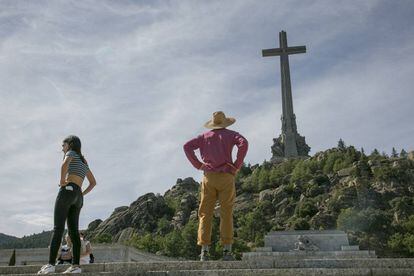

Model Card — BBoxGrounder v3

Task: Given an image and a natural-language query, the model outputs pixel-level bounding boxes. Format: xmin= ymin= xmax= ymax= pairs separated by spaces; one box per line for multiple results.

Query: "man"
xmin=183 ymin=111 xmax=248 ymax=261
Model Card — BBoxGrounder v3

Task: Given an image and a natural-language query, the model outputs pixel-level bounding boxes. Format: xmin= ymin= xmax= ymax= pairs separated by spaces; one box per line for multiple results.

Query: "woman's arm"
xmin=82 ymin=170 xmax=97 ymax=196
xmin=60 ymin=157 xmax=72 ymax=186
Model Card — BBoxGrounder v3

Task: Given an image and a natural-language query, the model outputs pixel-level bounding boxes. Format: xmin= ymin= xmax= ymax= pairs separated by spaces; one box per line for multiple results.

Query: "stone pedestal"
xmin=243 ymin=230 xmax=376 ymax=261
xmin=271 ymin=133 xmax=310 ymax=161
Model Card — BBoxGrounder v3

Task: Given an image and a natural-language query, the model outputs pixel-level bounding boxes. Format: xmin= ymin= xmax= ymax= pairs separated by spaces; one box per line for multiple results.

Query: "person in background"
xmin=183 ymin=111 xmax=248 ymax=261
xmin=37 ymin=135 xmax=97 ymax=274
xmin=79 ymin=232 xmax=92 ymax=264
xmin=57 ymin=234 xmax=72 ymax=265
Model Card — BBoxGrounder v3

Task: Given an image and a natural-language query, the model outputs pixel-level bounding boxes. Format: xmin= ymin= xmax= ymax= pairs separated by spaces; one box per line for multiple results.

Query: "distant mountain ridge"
xmin=0 ymin=233 xmax=19 ymax=247
xmin=0 ymin=231 xmax=52 ymax=249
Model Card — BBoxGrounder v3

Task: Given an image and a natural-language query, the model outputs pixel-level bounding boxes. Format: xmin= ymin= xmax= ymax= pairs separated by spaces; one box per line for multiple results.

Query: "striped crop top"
xmin=65 ymin=150 xmax=89 ymax=179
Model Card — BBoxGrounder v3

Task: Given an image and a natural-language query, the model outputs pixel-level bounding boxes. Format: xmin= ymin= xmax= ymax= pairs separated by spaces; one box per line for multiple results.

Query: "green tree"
xmin=337 ymin=208 xmax=355 ymax=231
xmin=388 ymin=216 xmax=414 ymax=256
xmin=337 ymin=139 xmax=346 ymax=150
xmin=291 ymin=217 xmax=310 ymax=230
xmin=129 ymin=233 xmax=162 ymax=253
xmin=296 ymin=200 xmax=318 ymax=218
xmin=322 ymin=150 xmax=355 ymax=174
xmin=337 ymin=208 xmax=391 ymax=234
xmin=237 ymin=208 xmax=271 ymax=245
xmin=291 ymin=160 xmax=315 ymax=183
xmin=163 ymin=230 xmax=184 ymax=257
xmin=8 ymin=249 xmax=15 ymax=266
xmin=390 ymin=197 xmax=414 ymax=222
xmin=229 ymin=238 xmax=250 ymax=260
xmin=402 ymin=215 xmax=414 ymax=233
xmin=94 ymin=233 xmax=112 ymax=243
xmin=391 ymin=147 xmax=398 ymax=158
xmin=238 ymin=163 xmax=253 ymax=178
xmin=269 ymin=161 xmax=293 ymax=184
xmin=371 ymin=149 xmax=380 ymax=156
xmin=400 ymin=149 xmax=408 ymax=158
xmin=157 ymin=217 xmax=173 ymax=236
xmin=240 ymin=178 xmax=254 ymax=193
xmin=258 ymin=167 xmax=271 ymax=191
xmin=180 ymin=220 xmax=199 ymax=259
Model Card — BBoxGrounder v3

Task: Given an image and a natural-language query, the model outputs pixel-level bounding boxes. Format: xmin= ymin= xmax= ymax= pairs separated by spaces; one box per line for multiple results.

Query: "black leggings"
xmin=48 ymin=183 xmax=83 ymax=265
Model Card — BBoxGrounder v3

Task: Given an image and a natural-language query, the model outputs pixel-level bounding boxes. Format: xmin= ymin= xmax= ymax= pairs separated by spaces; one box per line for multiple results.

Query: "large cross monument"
xmin=262 ymin=30 xmax=310 ymax=160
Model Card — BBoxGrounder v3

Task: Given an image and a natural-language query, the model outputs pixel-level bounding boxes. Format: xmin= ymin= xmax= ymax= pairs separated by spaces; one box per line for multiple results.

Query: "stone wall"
xmin=0 ymin=244 xmax=172 ymax=266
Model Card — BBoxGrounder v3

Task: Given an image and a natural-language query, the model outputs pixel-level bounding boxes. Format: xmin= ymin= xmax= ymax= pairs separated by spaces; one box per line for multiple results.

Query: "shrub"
xmin=163 ymin=230 xmax=184 ymax=257
xmin=180 ymin=220 xmax=199 ymax=259
xmin=296 ymin=200 xmax=318 ymax=218
xmin=237 ymin=209 xmax=271 ymax=244
xmin=292 ymin=218 xmax=310 ymax=230
xmin=157 ymin=217 xmax=173 ymax=235
xmin=94 ymin=233 xmax=112 ymax=243
xmin=337 ymin=208 xmax=391 ymax=234
xmin=388 ymin=232 xmax=414 ymax=256
xmin=129 ymin=233 xmax=162 ymax=253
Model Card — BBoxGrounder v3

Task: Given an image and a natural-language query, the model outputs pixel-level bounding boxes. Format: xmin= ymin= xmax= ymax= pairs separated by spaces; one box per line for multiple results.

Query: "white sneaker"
xmin=37 ymin=264 xmax=55 ymax=274
xmin=62 ymin=265 xmax=82 ymax=274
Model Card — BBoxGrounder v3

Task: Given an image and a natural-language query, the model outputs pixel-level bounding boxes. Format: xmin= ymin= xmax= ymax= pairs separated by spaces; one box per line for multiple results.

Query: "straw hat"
xmin=204 ymin=111 xmax=236 ymax=129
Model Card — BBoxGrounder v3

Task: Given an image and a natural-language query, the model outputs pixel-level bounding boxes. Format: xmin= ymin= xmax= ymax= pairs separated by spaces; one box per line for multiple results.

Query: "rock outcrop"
xmin=165 ymin=178 xmax=199 ymax=229
xmin=271 ymin=133 xmax=311 ymax=161
xmin=90 ymin=193 xmax=173 ymax=242
xmin=88 ymin=178 xmax=200 ymax=242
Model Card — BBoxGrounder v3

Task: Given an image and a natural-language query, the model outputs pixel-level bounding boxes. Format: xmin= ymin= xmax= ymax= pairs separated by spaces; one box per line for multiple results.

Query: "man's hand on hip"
xmin=226 ymin=163 xmax=239 ymax=176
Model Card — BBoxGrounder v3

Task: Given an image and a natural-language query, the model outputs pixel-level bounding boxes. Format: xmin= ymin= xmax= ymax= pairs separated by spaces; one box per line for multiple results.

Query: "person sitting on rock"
xmin=183 ymin=111 xmax=248 ymax=261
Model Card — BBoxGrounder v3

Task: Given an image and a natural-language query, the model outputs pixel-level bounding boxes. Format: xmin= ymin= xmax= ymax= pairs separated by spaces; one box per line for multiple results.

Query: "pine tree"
xmin=361 ymin=147 xmax=365 ymax=156
xmin=337 ymin=139 xmax=346 ymax=150
xmin=400 ymin=149 xmax=408 ymax=158
xmin=8 ymin=249 xmax=15 ymax=266
xmin=371 ymin=149 xmax=380 ymax=156
xmin=391 ymin=147 xmax=398 ymax=158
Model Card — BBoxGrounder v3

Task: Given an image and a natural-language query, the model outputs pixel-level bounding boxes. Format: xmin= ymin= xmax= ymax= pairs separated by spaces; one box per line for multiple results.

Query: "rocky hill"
xmin=85 ymin=145 xmax=414 ymax=260
xmin=2 ymin=145 xmax=413 ymax=259
xmin=87 ymin=178 xmax=199 ymax=246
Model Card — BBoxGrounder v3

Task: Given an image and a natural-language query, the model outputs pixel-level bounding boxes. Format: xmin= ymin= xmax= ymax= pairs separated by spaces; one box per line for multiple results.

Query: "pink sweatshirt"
xmin=183 ymin=128 xmax=248 ymax=174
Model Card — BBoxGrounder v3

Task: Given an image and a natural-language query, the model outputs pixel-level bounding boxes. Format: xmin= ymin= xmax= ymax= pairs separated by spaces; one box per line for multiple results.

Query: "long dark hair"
xmin=63 ymin=135 xmax=87 ymax=164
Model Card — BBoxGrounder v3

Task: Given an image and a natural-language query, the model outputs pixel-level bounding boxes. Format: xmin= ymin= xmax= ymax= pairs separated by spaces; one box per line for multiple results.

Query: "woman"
xmin=79 ymin=232 xmax=92 ymax=264
xmin=56 ymin=234 xmax=72 ymax=265
xmin=38 ymin=135 xmax=96 ymax=274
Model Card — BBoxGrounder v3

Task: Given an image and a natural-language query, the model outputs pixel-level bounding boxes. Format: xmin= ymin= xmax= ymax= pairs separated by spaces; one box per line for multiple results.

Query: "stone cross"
xmin=262 ymin=30 xmax=308 ymax=158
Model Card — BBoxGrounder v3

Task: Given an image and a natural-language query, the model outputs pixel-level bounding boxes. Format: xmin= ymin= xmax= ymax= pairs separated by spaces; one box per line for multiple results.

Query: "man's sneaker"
xmin=222 ymin=250 xmax=235 ymax=261
xmin=37 ymin=264 xmax=55 ymax=274
xmin=200 ymin=250 xmax=210 ymax=261
xmin=62 ymin=266 xmax=82 ymax=274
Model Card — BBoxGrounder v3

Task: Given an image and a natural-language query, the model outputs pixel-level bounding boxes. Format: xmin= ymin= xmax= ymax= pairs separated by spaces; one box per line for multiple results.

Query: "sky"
xmin=0 ymin=0 xmax=413 ymax=237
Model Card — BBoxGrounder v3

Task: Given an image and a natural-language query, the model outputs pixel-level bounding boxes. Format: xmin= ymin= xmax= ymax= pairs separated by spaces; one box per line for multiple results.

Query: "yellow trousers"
xmin=197 ymin=172 xmax=236 ymax=246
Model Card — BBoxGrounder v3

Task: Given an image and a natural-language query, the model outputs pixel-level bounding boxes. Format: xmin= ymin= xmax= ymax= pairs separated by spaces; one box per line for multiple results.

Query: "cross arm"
xmin=262 ymin=46 xmax=306 ymax=57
